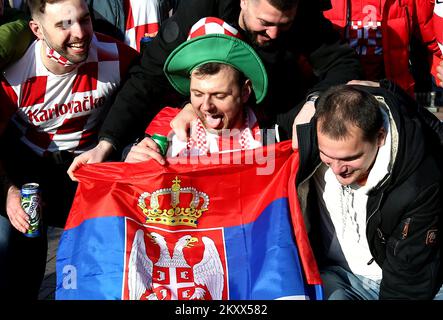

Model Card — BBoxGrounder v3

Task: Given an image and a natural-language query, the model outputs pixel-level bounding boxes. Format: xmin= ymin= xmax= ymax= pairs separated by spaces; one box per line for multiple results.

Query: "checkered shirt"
xmin=0 ymin=33 xmax=137 ymax=156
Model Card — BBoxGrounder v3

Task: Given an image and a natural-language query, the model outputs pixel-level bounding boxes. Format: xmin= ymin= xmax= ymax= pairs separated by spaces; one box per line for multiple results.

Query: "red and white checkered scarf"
xmin=46 ymin=47 xmax=75 ymax=67
xmin=180 ymin=107 xmax=261 ymax=156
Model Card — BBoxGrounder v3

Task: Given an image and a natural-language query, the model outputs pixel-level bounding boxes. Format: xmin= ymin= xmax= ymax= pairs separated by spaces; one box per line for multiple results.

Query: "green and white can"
xmin=151 ymin=133 xmax=169 ymax=156
xmin=21 ymin=183 xmax=41 ymax=238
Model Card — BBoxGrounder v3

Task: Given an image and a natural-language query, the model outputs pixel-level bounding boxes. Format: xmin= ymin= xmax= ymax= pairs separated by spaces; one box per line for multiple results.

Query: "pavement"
xmin=38 ymin=226 xmax=63 ymax=300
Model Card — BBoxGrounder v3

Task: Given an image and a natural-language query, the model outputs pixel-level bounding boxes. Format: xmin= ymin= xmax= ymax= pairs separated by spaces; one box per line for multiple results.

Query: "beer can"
xmin=20 ymin=183 xmax=41 ymax=238
xmin=151 ymin=133 xmax=169 ymax=156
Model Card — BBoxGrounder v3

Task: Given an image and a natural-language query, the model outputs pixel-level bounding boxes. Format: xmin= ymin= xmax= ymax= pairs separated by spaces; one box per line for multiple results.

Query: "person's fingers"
xmin=437 ymin=65 xmax=443 ymax=87
xmin=139 ymin=137 xmax=160 ymax=153
xmin=10 ymin=211 xmax=29 ymax=233
xmin=67 ymin=155 xmax=85 ymax=181
xmin=171 ymin=124 xmax=189 ymax=142
xmin=347 ymin=80 xmax=379 ymax=87
xmin=146 ymin=149 xmax=166 ymax=165
xmin=6 ymin=200 xmax=29 ymax=233
xmin=125 ymin=148 xmax=151 ymax=163
xmin=125 ymin=144 xmax=165 ymax=165
xmin=346 ymin=79 xmax=360 ymax=85
xmin=68 ymin=140 xmax=114 ymax=180
xmin=127 ymin=152 xmax=165 ymax=165
xmin=170 ymin=103 xmax=195 ymax=141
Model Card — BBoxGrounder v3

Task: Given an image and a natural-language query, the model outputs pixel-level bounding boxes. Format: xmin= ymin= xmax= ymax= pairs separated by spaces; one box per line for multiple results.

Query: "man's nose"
xmin=266 ymin=26 xmax=279 ymax=39
xmin=330 ymin=161 xmax=346 ymax=175
xmin=201 ymin=96 xmax=214 ymax=111
xmin=70 ymin=21 xmax=86 ymax=39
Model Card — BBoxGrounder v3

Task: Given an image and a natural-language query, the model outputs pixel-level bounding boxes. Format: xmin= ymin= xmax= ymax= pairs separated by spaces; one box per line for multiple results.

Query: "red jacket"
xmin=434 ymin=1 xmax=443 ymax=55
xmin=324 ymin=0 xmax=442 ymax=95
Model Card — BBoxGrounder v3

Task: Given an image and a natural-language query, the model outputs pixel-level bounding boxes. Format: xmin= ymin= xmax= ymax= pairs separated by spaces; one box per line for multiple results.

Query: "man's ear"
xmin=377 ymin=127 xmax=387 ymax=147
xmin=242 ymin=79 xmax=252 ymax=103
xmin=240 ymin=0 xmax=248 ymax=11
xmin=29 ymin=19 xmax=44 ymax=40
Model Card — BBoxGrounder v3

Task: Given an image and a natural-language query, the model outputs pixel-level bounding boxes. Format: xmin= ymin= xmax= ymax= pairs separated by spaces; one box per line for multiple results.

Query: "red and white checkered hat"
xmin=187 ymin=17 xmax=242 ymax=40
xmin=164 ymin=17 xmax=268 ymax=103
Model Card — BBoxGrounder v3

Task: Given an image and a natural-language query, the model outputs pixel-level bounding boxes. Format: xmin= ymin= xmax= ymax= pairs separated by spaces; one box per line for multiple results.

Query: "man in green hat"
xmin=68 ymin=0 xmax=362 ymax=179
xmin=124 ymin=17 xmax=272 ymax=163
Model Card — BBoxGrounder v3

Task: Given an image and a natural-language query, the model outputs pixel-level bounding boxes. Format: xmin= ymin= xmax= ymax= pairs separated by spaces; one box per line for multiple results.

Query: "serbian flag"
xmin=56 ymin=141 xmax=323 ymax=300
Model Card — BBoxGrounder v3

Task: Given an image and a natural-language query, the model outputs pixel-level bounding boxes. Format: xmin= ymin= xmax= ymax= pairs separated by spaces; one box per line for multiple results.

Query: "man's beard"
xmin=41 ymin=28 xmax=89 ymax=65
xmin=241 ymin=16 xmax=273 ymax=49
xmin=48 ymin=41 xmax=89 ymax=64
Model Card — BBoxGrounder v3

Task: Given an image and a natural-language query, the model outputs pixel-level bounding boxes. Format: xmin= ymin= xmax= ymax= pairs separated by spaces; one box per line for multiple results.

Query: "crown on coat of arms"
xmin=137 ymin=177 xmax=209 ymax=227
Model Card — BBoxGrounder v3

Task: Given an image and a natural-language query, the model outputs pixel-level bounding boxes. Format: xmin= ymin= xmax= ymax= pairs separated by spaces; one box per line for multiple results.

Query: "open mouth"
xmin=339 ymin=171 xmax=355 ymax=180
xmin=67 ymin=42 xmax=88 ymax=54
xmin=204 ymin=114 xmax=223 ymax=129
xmin=257 ymin=32 xmax=272 ymax=42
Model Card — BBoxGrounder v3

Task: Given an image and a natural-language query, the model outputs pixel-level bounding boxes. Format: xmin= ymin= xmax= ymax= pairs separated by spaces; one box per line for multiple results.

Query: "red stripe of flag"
xmin=287 ymin=150 xmax=323 ymax=285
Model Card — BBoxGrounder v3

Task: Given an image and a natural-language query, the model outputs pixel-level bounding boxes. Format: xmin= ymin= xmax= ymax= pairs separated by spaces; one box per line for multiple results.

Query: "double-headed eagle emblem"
xmin=127 ymin=229 xmax=225 ymax=300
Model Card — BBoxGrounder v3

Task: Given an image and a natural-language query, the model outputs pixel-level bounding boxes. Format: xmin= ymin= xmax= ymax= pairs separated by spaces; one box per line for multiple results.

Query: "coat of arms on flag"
xmin=123 ymin=177 xmax=228 ymax=300
xmin=56 ymin=141 xmax=323 ymax=300
xmin=124 ymin=221 xmax=228 ymax=300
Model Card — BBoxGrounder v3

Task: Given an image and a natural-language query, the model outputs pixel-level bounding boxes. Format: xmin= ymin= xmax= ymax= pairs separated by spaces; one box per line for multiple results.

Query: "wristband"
xmin=306 ymin=94 xmax=319 ymax=105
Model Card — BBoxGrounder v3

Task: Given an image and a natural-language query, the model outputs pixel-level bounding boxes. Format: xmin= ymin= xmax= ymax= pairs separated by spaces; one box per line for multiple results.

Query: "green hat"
xmin=163 ymin=18 xmax=268 ymax=103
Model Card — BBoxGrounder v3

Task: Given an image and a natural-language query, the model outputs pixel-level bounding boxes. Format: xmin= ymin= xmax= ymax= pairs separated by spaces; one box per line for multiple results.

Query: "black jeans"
xmin=0 ymin=127 xmax=77 ymax=299
xmin=0 ymin=215 xmax=48 ymax=300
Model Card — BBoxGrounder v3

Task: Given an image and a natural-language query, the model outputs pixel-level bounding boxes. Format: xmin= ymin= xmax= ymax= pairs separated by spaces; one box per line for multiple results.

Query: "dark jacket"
xmin=98 ymin=0 xmax=362 ymax=151
xmin=296 ymin=82 xmax=443 ymax=299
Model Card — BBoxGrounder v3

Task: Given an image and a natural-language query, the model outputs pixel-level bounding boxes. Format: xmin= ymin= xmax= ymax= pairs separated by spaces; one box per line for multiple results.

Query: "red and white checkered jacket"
xmin=0 ymin=33 xmax=137 ymax=156
xmin=124 ymin=0 xmax=160 ymax=52
xmin=324 ymin=0 xmax=442 ymax=95
xmin=434 ymin=1 xmax=443 ymax=55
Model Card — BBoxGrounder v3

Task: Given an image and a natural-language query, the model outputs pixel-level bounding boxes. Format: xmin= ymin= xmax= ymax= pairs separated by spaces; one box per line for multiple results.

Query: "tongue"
xmin=205 ymin=115 xmax=222 ymax=129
